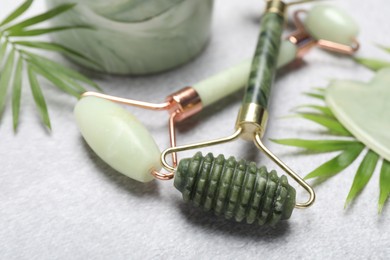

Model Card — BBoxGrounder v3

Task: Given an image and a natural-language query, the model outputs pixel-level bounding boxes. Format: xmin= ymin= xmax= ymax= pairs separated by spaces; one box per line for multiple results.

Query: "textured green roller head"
xmin=174 ymin=152 xmax=296 ymax=226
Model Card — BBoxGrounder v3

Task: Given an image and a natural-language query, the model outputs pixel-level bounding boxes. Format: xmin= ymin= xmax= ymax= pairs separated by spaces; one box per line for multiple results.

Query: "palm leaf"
xmin=296 ymin=112 xmax=352 ymax=136
xmin=271 ymin=139 xmax=360 ymax=153
xmin=16 ymin=41 xmax=99 ymax=68
xmin=354 ymin=57 xmax=390 ymax=71
xmin=5 ymin=4 xmax=76 ymax=32
xmin=12 ymin=56 xmax=23 ymax=131
xmin=0 ymin=2 xmax=102 ymax=131
xmin=304 ymin=143 xmax=364 ymax=180
xmin=304 ymin=92 xmax=325 ymax=100
xmin=275 ymin=82 xmax=390 ymax=212
xmin=29 ymin=62 xmax=82 ymax=98
xmin=313 ymin=87 xmax=326 ymax=93
xmin=0 ymin=41 xmax=8 ymax=64
xmin=379 ymin=160 xmax=390 ymax=213
xmin=8 ymin=26 xmax=91 ymax=37
xmin=27 ymin=65 xmax=51 ymax=130
xmin=294 ymin=104 xmax=334 ymax=117
xmin=24 ymin=52 xmax=101 ymax=91
xmin=58 ymin=76 xmax=86 ymax=94
xmin=376 ymin=44 xmax=390 ymax=54
xmin=0 ymin=49 xmax=16 ymax=116
xmin=345 ymin=150 xmax=379 ymax=208
xmin=0 ymin=0 xmax=33 ymax=27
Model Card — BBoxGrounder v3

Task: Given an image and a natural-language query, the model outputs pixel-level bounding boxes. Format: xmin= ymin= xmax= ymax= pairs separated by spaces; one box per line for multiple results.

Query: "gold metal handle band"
xmin=235 ymin=103 xmax=268 ymax=140
xmin=266 ymin=0 xmax=287 ymax=17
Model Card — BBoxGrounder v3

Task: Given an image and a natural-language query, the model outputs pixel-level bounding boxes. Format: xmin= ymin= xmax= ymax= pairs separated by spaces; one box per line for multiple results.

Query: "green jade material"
xmin=194 ymin=40 xmax=296 ymax=107
xmin=173 ymin=6 xmax=293 ymax=226
xmin=326 ymin=68 xmax=390 ymax=162
xmin=195 ymin=5 xmax=359 ymax=108
xmin=74 ymin=96 xmax=161 ymax=182
xmin=174 ymin=152 xmax=296 ymax=226
xmin=243 ymin=12 xmax=284 ymax=108
xmin=73 ymin=42 xmax=297 ymax=183
xmin=75 ymin=2 xmax=360 ymax=183
xmin=304 ymin=5 xmax=359 ymax=45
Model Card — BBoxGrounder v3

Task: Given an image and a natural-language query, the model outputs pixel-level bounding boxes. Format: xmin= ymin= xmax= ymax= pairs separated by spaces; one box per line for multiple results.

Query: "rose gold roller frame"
xmin=289 ymin=9 xmax=359 ymax=58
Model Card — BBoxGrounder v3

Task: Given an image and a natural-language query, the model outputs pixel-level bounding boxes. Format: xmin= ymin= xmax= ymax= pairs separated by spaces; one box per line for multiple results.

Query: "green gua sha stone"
xmin=325 ymin=68 xmax=390 ymax=161
xmin=74 ymin=96 xmax=161 ymax=182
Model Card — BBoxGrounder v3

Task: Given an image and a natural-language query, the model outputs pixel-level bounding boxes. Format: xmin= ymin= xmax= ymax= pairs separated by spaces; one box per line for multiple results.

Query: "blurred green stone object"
xmin=45 ymin=0 xmax=213 ymax=75
xmin=326 ymin=68 xmax=390 ymax=161
xmin=304 ymin=4 xmax=359 ymax=46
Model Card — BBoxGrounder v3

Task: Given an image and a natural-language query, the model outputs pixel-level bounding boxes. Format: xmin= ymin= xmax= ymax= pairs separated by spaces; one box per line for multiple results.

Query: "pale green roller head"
xmin=304 ymin=5 xmax=359 ymax=45
xmin=74 ymin=96 xmax=161 ymax=182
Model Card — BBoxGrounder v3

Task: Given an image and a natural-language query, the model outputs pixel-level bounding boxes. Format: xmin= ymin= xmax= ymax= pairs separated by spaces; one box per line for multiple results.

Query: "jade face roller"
xmin=75 ymin=0 xmax=360 ymax=224
xmin=154 ymin=0 xmax=316 ymax=226
xmin=80 ymin=3 xmax=360 ymax=173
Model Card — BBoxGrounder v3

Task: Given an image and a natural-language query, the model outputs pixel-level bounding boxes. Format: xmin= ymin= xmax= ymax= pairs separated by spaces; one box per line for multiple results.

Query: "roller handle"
xmin=243 ymin=12 xmax=284 ymax=108
xmin=193 ymin=41 xmax=296 ymax=108
xmin=235 ymin=2 xmax=286 ymax=139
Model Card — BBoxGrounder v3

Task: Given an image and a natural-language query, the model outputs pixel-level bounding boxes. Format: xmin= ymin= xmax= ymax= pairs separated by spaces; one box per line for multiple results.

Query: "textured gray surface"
xmin=1 ymin=0 xmax=389 ymax=259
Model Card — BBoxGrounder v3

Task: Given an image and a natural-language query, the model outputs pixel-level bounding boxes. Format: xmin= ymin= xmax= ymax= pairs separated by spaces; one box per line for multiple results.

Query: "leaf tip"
xmin=13 ymin=122 xmax=19 ymax=133
xmin=378 ymin=196 xmax=388 ymax=214
xmin=45 ymin=120 xmax=52 ymax=131
xmin=344 ymin=198 xmax=352 ymax=210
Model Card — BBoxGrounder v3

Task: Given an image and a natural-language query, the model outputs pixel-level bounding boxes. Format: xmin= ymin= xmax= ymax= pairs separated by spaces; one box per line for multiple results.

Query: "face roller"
xmin=75 ymin=1 xmax=359 ymax=225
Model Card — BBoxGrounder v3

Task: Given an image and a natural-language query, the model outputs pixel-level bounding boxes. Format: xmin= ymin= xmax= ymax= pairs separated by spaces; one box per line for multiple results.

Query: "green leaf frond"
xmin=0 ymin=49 xmax=16 ymax=116
xmin=375 ymin=44 xmax=390 ymax=54
xmin=273 ymin=85 xmax=389 ymax=212
xmin=7 ymin=25 xmax=92 ymax=37
xmin=12 ymin=57 xmax=23 ymax=131
xmin=3 ymin=3 xmax=75 ymax=32
xmin=0 ymin=1 xmax=101 ymax=131
xmin=295 ymin=112 xmax=352 ymax=136
xmin=27 ymin=64 xmax=51 ymax=130
xmin=304 ymin=143 xmax=365 ymax=180
xmin=292 ymin=104 xmax=335 ymax=117
xmin=353 ymin=44 xmax=390 ymax=71
xmin=303 ymin=92 xmax=325 ymax=100
xmin=0 ymin=0 xmax=33 ymax=27
xmin=271 ymin=139 xmax=360 ymax=153
xmin=345 ymin=150 xmax=379 ymax=208
xmin=354 ymin=57 xmax=390 ymax=71
xmin=379 ymin=160 xmax=390 ymax=213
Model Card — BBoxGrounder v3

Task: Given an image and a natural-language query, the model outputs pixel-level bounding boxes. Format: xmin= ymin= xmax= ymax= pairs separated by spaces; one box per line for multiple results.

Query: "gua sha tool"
xmin=325 ymin=68 xmax=390 ymax=162
xmin=78 ymin=3 xmax=361 ymax=179
xmin=74 ymin=0 xmax=361 ymax=226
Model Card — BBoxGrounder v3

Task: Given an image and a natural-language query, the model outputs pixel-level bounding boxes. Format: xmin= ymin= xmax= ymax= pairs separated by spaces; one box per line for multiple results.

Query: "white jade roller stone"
xmin=194 ymin=40 xmax=297 ymax=107
xmin=74 ymin=96 xmax=161 ymax=182
xmin=304 ymin=5 xmax=359 ymax=45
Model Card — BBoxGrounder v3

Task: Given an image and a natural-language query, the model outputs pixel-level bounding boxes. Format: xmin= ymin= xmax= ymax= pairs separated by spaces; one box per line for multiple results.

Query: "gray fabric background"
xmin=1 ymin=0 xmax=389 ymax=259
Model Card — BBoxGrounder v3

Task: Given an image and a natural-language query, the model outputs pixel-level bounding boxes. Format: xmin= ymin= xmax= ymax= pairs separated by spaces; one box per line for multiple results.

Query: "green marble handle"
xmin=243 ymin=12 xmax=284 ymax=108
